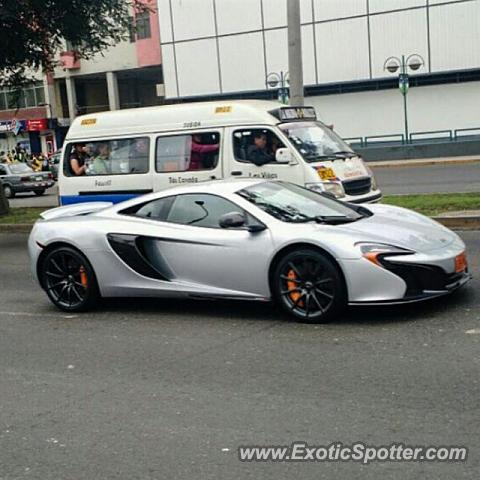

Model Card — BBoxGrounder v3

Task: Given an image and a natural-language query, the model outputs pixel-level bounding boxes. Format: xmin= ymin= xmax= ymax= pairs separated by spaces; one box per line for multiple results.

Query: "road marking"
xmin=0 ymin=311 xmax=78 ymax=319
xmin=465 ymin=329 xmax=480 ymax=335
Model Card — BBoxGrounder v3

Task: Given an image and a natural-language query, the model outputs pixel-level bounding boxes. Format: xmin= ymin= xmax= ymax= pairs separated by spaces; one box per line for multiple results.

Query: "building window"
xmin=25 ymin=88 xmax=36 ymax=108
xmin=35 ymin=85 xmax=45 ymax=105
xmin=0 ymin=82 xmax=45 ymax=112
xmin=128 ymin=16 xmax=136 ymax=42
xmin=136 ymin=11 xmax=151 ymax=40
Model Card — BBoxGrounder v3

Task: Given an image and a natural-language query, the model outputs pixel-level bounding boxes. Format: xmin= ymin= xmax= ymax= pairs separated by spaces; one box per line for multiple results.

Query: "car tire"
xmin=40 ymin=246 xmax=100 ymax=312
xmin=3 ymin=184 xmax=14 ymax=198
xmin=273 ymin=248 xmax=346 ymax=323
xmin=34 ymin=189 xmax=46 ymax=196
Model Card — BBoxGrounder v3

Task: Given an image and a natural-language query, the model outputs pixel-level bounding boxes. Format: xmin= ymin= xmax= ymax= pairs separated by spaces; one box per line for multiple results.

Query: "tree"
xmin=0 ymin=0 xmax=147 ymax=215
xmin=0 ymin=0 xmax=146 ymax=87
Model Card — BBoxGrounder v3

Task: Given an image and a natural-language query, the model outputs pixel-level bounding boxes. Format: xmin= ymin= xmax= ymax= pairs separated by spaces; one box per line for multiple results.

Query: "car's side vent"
xmin=107 ymin=233 xmax=170 ymax=281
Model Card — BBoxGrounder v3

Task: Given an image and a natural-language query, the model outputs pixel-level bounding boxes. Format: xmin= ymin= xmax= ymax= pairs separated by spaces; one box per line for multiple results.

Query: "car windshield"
xmin=9 ymin=163 xmax=33 ymax=174
xmin=279 ymin=121 xmax=355 ymax=162
xmin=237 ymin=181 xmax=363 ymax=223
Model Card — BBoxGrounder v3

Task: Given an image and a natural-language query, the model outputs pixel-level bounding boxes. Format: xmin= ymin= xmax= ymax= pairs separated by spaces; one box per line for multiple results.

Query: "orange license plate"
xmin=455 ymin=252 xmax=468 ymax=273
xmin=317 ymin=167 xmax=336 ymax=181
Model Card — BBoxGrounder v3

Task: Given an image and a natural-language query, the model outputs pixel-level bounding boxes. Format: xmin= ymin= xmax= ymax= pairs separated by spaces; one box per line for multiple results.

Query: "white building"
xmin=157 ymin=0 xmax=480 ymax=139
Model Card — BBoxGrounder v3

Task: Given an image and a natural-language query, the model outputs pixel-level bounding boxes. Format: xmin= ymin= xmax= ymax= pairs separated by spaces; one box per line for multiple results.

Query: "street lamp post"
xmin=384 ymin=54 xmax=425 ymax=143
xmin=266 ymin=71 xmax=289 ymax=105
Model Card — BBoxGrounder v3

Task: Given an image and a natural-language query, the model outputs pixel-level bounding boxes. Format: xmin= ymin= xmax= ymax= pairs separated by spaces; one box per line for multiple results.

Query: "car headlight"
xmin=306 ymin=182 xmax=346 ymax=199
xmin=355 ymin=242 xmax=414 ymax=267
xmin=364 ymin=164 xmax=378 ymax=191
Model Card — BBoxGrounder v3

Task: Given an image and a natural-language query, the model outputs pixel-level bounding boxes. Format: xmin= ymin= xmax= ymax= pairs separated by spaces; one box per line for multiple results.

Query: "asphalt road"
xmin=0 ymin=232 xmax=479 ymax=479
xmin=373 ymin=162 xmax=480 ymax=195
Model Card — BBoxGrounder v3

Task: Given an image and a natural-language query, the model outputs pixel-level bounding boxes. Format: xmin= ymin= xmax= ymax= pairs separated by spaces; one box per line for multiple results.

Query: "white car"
xmin=29 ymin=179 xmax=471 ymax=322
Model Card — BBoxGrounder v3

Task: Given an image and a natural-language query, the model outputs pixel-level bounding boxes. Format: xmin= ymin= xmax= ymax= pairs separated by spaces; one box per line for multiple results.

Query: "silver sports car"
xmin=28 ymin=180 xmax=471 ymax=322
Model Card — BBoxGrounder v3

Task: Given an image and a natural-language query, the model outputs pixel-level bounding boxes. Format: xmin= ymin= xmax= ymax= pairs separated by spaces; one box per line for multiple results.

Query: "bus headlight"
xmin=306 ymin=182 xmax=346 ymax=199
xmin=365 ymin=164 xmax=378 ymax=191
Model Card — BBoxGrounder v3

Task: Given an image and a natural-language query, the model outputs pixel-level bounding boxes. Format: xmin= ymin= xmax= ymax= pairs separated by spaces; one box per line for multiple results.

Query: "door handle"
xmin=231 ymin=171 xmax=243 ymax=176
xmin=209 ymin=175 xmax=217 ymax=180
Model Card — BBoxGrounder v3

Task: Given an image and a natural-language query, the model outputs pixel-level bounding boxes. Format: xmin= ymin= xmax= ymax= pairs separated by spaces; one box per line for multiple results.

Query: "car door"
xmin=226 ymin=126 xmax=305 ymax=185
xmin=133 ymin=193 xmax=273 ymax=298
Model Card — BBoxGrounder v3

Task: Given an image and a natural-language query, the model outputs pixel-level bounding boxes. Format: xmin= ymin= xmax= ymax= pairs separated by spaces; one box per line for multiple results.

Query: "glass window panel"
xmin=156 ymin=133 xmax=220 ymax=172
xmin=65 ymin=137 xmax=150 ymax=177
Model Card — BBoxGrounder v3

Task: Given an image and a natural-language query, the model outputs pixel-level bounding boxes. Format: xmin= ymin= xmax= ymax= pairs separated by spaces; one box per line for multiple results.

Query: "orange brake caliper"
xmin=287 ymin=270 xmax=303 ymax=306
xmin=79 ymin=266 xmax=88 ymax=288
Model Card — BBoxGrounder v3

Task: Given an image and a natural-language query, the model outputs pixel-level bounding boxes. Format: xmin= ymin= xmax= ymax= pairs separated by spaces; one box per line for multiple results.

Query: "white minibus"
xmin=59 ymin=100 xmax=381 ymax=205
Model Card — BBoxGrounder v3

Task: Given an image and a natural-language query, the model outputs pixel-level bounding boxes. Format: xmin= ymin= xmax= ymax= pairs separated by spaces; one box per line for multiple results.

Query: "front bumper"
xmin=347 ymin=255 xmax=472 ymax=306
xmin=346 ymin=190 xmax=382 ymax=204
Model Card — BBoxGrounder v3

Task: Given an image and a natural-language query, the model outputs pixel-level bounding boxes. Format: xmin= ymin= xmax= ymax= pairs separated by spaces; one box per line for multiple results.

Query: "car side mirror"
xmin=275 ymin=148 xmax=293 ymax=164
xmin=219 ymin=211 xmax=247 ymax=229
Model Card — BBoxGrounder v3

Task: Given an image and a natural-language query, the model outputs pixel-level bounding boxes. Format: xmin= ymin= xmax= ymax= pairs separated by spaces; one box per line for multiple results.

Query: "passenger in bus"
xmin=70 ymin=143 xmax=88 ymax=176
xmin=130 ymin=138 xmax=150 ymax=172
xmin=91 ymin=143 xmax=111 ymax=175
xmin=247 ymin=132 xmax=273 ymax=166
xmin=189 ymin=134 xmax=219 ymax=170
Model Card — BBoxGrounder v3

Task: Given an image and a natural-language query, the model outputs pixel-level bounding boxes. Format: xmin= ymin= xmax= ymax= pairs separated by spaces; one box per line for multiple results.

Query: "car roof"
xmin=66 ymin=100 xmax=287 ymax=140
xmin=108 ymin=178 xmax=269 ymax=212
xmin=157 ymin=178 xmax=268 ymax=196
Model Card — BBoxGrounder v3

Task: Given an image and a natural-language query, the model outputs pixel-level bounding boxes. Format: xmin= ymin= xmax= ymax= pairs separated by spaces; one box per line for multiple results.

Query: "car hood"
xmin=335 ymin=204 xmax=459 ymax=253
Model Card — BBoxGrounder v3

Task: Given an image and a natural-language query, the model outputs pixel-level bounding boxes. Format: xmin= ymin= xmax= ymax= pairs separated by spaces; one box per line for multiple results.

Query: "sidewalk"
xmin=368 ymin=155 xmax=480 ymax=168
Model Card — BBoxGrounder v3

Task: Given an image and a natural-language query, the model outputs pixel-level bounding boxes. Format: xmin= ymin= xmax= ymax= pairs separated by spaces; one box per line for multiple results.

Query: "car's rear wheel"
xmin=34 ymin=189 xmax=45 ymax=196
xmin=3 ymin=184 xmax=14 ymax=198
xmin=40 ymin=246 xmax=99 ymax=312
xmin=273 ymin=248 xmax=346 ymax=323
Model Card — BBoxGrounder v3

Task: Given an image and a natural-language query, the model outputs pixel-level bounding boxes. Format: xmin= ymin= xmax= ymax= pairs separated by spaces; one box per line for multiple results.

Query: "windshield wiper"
xmin=333 ymin=151 xmax=357 ymax=158
xmin=294 ymin=215 xmax=358 ymax=225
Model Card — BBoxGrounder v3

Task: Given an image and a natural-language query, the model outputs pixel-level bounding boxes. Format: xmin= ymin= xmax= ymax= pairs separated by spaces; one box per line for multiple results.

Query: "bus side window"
xmin=155 ymin=133 xmax=220 ymax=173
xmin=64 ymin=138 xmax=150 ymax=176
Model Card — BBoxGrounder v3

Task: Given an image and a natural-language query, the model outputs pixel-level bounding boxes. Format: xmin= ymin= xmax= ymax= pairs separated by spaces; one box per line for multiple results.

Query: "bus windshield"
xmin=279 ymin=121 xmax=355 ymax=163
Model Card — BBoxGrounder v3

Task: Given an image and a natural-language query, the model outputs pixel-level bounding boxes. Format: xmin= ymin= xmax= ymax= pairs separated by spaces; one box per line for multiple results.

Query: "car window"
xmin=125 ymin=196 xmax=175 ymax=220
xmin=166 ymin=194 xmax=246 ymax=228
xmin=0 ymin=165 xmax=6 ymax=175
xmin=8 ymin=163 xmax=33 ymax=174
xmin=155 ymin=132 xmax=220 ymax=172
xmin=233 ymin=128 xmax=285 ymax=164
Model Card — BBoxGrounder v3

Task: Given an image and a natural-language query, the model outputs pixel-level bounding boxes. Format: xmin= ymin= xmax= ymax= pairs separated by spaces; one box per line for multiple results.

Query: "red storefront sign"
xmin=27 ymin=118 xmax=48 ymax=131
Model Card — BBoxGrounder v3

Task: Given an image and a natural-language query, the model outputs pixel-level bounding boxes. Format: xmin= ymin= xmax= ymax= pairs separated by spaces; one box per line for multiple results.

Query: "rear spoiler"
xmin=40 ymin=202 xmax=113 ymax=220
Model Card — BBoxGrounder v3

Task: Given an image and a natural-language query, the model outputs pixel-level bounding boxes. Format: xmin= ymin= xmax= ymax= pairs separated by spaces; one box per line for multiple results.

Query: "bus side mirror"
xmin=275 ymin=148 xmax=294 ymax=164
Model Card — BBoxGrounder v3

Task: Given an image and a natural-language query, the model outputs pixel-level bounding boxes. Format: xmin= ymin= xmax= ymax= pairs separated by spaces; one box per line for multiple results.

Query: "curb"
xmin=369 ymin=157 xmax=480 ymax=168
xmin=1 ymin=217 xmax=479 ymax=234
xmin=432 ymin=216 xmax=480 ymax=231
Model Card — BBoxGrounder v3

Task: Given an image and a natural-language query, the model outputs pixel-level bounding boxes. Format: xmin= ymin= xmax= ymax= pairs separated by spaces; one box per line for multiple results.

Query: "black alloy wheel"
xmin=34 ymin=189 xmax=46 ymax=196
xmin=41 ymin=246 xmax=99 ymax=312
xmin=274 ymin=248 xmax=346 ymax=323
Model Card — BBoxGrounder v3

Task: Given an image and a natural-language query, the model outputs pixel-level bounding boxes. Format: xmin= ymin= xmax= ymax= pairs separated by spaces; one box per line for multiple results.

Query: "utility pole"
xmin=287 ymin=0 xmax=304 ymax=105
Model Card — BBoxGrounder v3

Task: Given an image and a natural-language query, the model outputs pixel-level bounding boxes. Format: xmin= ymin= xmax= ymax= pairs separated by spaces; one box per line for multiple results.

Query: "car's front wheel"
xmin=3 ymin=184 xmax=14 ymax=198
xmin=40 ymin=246 xmax=100 ymax=312
xmin=34 ymin=189 xmax=45 ymax=196
xmin=273 ymin=248 xmax=346 ymax=323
